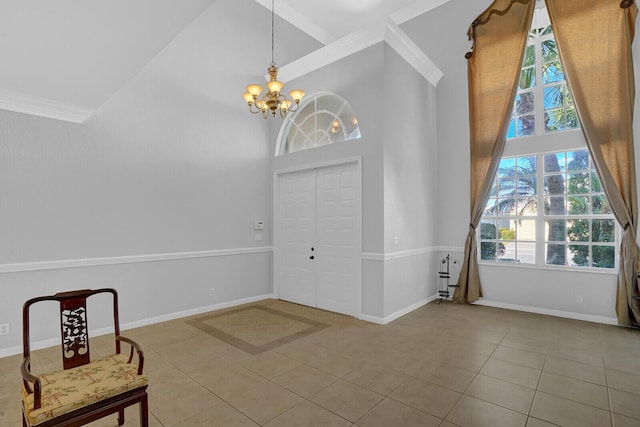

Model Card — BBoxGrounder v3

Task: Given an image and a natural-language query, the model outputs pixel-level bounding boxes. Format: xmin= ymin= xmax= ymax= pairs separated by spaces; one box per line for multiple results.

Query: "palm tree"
xmin=489 ymin=156 xmax=538 ymax=216
xmin=486 ymin=154 xmax=565 ymax=265
xmin=544 ymin=153 xmax=566 ymax=265
xmin=515 ymin=29 xmax=579 ymax=136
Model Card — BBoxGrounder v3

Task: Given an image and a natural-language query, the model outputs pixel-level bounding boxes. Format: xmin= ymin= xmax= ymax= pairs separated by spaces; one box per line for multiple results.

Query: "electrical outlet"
xmin=0 ymin=323 xmax=9 ymax=336
xmin=576 ymin=296 xmax=584 ymax=304
xmin=209 ymin=288 xmax=215 ymax=297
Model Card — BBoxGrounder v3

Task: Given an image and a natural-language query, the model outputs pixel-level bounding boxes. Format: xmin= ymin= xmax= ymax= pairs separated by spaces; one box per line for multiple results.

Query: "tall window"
xmin=508 ymin=19 xmax=579 ymax=139
xmin=278 ymin=92 xmax=361 ymax=155
xmin=479 ymin=7 xmax=618 ymax=270
xmin=481 ymin=150 xmax=616 ymax=268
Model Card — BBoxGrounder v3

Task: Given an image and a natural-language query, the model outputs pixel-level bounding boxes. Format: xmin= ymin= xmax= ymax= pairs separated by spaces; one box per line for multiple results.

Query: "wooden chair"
xmin=21 ymin=288 xmax=148 ymax=427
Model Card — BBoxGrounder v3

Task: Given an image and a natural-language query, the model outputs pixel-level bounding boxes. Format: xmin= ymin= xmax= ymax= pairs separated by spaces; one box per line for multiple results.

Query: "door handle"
xmin=310 ymin=255 xmax=315 ymax=260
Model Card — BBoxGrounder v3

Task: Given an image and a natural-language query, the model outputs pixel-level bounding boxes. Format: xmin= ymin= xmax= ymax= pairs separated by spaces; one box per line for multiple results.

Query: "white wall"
xmin=0 ymin=0 xmax=321 ymax=355
xmin=381 ymin=45 xmax=439 ymax=318
xmin=271 ymin=42 xmax=440 ymax=321
xmin=401 ymin=0 xmax=631 ymax=324
xmin=271 ymin=44 xmax=387 ymax=318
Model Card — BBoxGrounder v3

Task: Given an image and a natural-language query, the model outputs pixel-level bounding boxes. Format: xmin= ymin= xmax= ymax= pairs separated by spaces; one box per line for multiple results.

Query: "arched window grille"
xmin=277 ymin=92 xmax=361 ymax=155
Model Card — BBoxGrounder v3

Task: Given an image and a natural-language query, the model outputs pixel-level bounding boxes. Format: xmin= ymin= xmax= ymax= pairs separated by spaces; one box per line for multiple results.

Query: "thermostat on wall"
xmin=254 ymin=220 xmax=264 ymax=230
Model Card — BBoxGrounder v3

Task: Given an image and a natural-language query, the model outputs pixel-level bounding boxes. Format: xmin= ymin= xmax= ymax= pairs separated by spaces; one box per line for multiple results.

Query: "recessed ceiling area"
xmin=0 ymin=0 xmax=453 ymax=121
xmin=0 ymin=0 xmax=216 ymax=111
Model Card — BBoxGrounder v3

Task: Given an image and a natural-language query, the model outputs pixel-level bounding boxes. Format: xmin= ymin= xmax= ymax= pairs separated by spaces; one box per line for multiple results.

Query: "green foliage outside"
xmin=565 ymin=151 xmax=615 ymax=268
xmin=480 ymin=223 xmax=505 ymax=260
xmin=499 ymin=228 xmax=515 ymax=240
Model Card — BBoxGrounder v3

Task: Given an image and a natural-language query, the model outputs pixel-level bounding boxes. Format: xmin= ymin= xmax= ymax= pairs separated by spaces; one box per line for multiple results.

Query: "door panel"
xmin=277 ymin=162 xmax=360 ymax=317
xmin=316 ymin=164 xmax=359 ymax=315
xmin=278 ymin=169 xmax=316 ymax=307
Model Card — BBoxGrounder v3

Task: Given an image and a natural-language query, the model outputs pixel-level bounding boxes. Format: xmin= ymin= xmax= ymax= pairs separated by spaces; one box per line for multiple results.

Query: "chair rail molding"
xmin=0 ymin=246 xmax=273 ymax=274
xmin=362 ymin=246 xmax=463 ymax=261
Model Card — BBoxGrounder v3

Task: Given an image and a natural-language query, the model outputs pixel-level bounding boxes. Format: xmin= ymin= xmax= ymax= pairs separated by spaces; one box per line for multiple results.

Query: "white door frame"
xmin=273 ymin=156 xmax=363 ymax=319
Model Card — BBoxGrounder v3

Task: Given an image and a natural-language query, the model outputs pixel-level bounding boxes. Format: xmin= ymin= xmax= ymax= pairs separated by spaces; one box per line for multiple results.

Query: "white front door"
xmin=276 ymin=161 xmax=361 ymax=317
xmin=278 ymin=169 xmax=317 ymax=308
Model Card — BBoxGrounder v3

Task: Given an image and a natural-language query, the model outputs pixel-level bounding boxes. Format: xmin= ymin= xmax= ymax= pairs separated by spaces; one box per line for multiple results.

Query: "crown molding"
xmin=277 ymin=22 xmax=386 ymax=83
xmin=257 ymin=0 xmax=454 ymax=46
xmin=384 ymin=19 xmax=443 ymax=86
xmin=278 ymin=20 xmax=443 ymax=88
xmin=0 ymin=88 xmax=94 ymax=123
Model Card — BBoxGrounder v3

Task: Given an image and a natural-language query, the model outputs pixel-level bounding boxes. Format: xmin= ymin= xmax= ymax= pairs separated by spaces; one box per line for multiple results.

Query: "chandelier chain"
xmin=241 ymin=0 xmax=304 ymax=118
xmin=271 ymin=0 xmax=275 ymax=67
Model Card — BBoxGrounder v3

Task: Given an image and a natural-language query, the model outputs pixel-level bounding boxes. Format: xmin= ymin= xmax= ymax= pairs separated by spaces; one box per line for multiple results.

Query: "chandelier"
xmin=242 ymin=0 xmax=305 ymax=119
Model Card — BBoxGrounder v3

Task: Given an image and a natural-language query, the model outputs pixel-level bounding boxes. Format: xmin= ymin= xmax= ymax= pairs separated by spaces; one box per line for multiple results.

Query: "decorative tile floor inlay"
xmin=186 ymin=305 xmax=331 ymax=355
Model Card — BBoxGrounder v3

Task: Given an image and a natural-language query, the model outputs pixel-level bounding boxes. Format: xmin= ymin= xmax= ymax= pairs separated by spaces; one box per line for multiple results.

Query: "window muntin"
xmin=482 ymin=6 xmax=617 ymax=271
xmin=482 ymin=156 xmax=538 ymax=264
xmin=543 ymin=150 xmax=615 ymax=268
xmin=508 ymin=15 xmax=579 ymax=140
xmin=480 ymin=150 xmax=617 ymax=269
xmin=278 ymin=93 xmax=361 ymax=155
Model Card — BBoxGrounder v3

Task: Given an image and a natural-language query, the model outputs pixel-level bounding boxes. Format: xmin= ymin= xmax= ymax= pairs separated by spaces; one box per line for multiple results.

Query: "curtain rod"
xmin=468 ymin=0 xmax=531 ymax=41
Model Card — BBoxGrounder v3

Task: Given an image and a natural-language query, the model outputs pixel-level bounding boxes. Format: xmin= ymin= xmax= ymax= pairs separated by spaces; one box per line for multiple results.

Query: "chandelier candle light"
xmin=242 ymin=0 xmax=305 ymax=118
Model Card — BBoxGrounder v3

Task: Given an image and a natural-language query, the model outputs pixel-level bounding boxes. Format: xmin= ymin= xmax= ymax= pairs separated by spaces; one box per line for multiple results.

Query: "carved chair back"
xmin=23 ymin=288 xmax=121 ymax=372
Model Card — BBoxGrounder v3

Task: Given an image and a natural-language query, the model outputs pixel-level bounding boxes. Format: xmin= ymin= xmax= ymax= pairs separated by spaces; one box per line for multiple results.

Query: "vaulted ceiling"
xmin=0 ymin=0 xmax=453 ymax=122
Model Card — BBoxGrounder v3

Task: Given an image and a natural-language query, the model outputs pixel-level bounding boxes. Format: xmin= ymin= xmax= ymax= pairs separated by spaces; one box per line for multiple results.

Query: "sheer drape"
xmin=455 ymin=0 xmax=535 ymax=303
xmin=546 ymin=0 xmax=639 ymax=326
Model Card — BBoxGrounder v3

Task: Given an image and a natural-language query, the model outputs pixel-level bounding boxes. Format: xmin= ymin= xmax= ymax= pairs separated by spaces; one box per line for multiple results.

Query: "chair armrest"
xmin=21 ymin=356 xmax=43 ymax=409
xmin=116 ymin=335 xmax=145 ymax=374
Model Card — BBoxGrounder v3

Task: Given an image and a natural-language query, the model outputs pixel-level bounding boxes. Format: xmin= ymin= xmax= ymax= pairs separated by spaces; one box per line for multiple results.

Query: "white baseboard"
xmin=0 ymin=294 xmax=274 ymax=358
xmin=473 ymin=299 xmax=618 ymax=326
xmin=361 ymin=294 xmax=438 ymax=325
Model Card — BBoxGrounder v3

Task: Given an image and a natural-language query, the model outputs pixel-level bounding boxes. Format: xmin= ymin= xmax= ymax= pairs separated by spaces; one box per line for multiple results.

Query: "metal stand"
xmin=438 ymin=254 xmax=460 ymax=303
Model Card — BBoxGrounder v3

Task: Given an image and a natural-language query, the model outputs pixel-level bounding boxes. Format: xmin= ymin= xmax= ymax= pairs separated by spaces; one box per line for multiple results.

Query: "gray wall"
xmin=381 ymin=44 xmax=439 ymax=318
xmin=0 ymin=0 xmax=320 ymax=355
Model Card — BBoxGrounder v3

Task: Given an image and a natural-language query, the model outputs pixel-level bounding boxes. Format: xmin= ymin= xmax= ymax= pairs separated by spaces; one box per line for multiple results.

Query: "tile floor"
xmin=2 ymin=299 xmax=640 ymax=426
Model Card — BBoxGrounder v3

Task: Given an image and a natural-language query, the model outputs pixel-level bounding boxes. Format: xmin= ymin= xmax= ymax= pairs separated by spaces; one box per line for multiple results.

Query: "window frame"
xmin=478 ymin=7 xmax=619 ymax=273
xmin=480 ymin=148 xmax=619 ymax=272
xmin=275 ymin=91 xmax=361 ymax=156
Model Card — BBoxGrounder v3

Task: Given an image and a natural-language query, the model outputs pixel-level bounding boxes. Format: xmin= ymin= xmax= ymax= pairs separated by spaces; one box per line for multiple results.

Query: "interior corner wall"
xmin=381 ymin=44 xmax=439 ymax=319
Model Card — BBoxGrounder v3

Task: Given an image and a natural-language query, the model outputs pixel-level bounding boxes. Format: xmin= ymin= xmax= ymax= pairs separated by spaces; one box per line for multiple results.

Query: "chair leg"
xmin=117 ymin=408 xmax=125 ymax=426
xmin=140 ymin=394 xmax=149 ymax=427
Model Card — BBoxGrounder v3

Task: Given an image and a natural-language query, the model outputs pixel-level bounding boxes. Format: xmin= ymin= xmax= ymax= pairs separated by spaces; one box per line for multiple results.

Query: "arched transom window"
xmin=277 ymin=92 xmax=361 ymax=155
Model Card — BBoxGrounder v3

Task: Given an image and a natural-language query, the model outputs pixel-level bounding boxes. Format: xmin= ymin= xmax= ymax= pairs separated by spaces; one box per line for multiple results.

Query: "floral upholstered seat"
xmin=21 ymin=289 xmax=148 ymax=427
xmin=22 ymin=353 xmax=148 ymax=426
